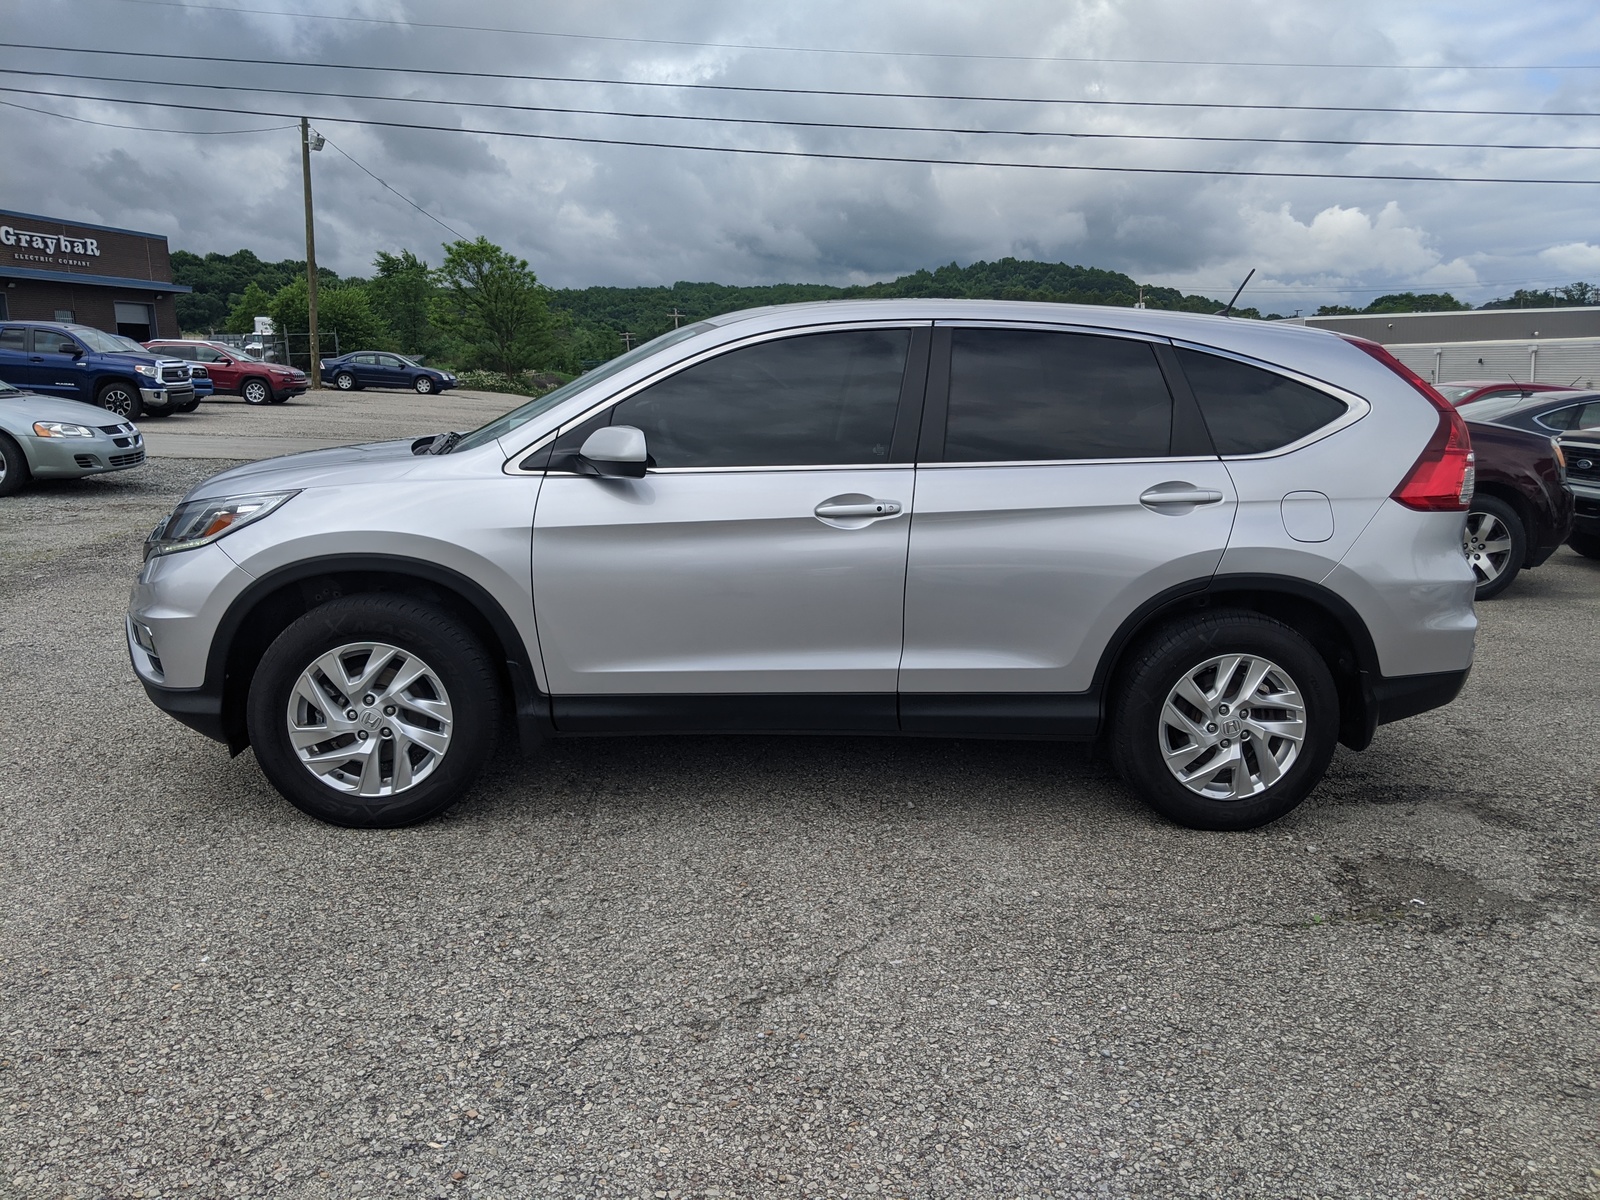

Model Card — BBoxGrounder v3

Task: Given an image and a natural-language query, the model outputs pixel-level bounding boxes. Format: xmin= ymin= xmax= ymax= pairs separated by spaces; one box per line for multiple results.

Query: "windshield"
xmin=1458 ymin=395 xmax=1537 ymax=423
xmin=450 ymin=322 xmax=712 ymax=453
xmin=0 ymin=378 xmax=18 ymax=395
xmin=67 ymin=325 xmax=145 ymax=354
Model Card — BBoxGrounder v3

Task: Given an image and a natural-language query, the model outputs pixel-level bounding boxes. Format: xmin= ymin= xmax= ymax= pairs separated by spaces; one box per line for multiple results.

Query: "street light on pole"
xmin=300 ymin=117 xmax=325 ymax=388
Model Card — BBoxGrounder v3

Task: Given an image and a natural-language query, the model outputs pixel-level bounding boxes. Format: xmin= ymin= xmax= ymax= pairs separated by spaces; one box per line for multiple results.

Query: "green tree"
xmin=224 ymin=281 xmax=276 ymax=334
xmin=269 ymin=278 xmax=391 ymax=368
xmin=368 ymin=249 xmax=439 ymax=358
xmin=433 ymin=237 xmax=553 ymax=375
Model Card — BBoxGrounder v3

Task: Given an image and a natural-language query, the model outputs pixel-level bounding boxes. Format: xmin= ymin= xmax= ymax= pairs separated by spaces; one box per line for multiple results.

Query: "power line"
xmin=9 ymin=67 xmax=1600 ymax=154
xmin=315 ymin=131 xmax=466 ymax=240
xmin=0 ymin=93 xmax=291 ymax=133
xmin=6 ymin=43 xmax=1600 ymax=120
xmin=97 ymin=0 xmax=1600 ymax=72
xmin=5 ymin=84 xmax=1599 ymax=185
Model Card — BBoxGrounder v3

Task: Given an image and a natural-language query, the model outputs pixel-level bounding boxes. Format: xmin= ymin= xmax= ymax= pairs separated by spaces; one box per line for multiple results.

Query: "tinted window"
xmin=379 ymin=355 xmax=403 ymax=367
xmin=943 ymin=329 xmax=1172 ymax=461
xmin=35 ymin=329 xmax=77 ymax=355
xmin=0 ymin=327 xmax=26 ymax=352
xmin=1177 ymin=349 xmax=1348 ymax=455
xmin=156 ymin=344 xmax=192 ymax=359
xmin=610 ymin=329 xmax=909 ymax=468
xmin=1539 ymin=400 xmax=1600 ymax=431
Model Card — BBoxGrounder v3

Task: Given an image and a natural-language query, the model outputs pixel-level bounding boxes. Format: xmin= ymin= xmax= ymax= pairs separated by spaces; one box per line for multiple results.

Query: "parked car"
xmin=1559 ymin=427 xmax=1600 ymax=559
xmin=320 ymin=351 xmax=457 ymax=395
xmin=1459 ymin=418 xmax=1574 ymax=599
xmin=186 ymin=363 xmax=213 ymax=406
xmin=130 ymin=301 xmax=1478 ymax=833
xmin=1436 ymin=380 xmax=1586 ymax=407
xmin=1456 ymin=389 xmax=1600 ymax=436
xmin=0 ymin=322 xmax=193 ymax=419
xmin=0 ymin=377 xmax=145 ymax=496
xmin=143 ymin=340 xmax=308 ymax=405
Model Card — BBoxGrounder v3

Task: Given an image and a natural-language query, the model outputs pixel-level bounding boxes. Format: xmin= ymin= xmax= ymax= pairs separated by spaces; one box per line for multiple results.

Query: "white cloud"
xmin=1538 ymin=242 xmax=1600 ymax=277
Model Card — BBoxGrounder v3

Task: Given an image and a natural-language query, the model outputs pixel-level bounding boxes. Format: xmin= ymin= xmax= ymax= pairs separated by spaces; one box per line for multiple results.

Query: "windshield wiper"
xmin=429 ymin=431 xmax=463 ymax=455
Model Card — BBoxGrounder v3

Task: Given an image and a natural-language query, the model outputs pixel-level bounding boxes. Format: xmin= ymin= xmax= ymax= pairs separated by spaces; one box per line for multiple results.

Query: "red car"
xmin=1436 ymin=379 xmax=1586 ymax=407
xmin=143 ymin=339 xmax=308 ymax=406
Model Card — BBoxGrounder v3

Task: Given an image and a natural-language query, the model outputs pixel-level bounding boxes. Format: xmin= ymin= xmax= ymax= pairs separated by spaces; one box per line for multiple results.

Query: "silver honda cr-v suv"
xmin=128 ymin=301 xmax=1477 ymax=831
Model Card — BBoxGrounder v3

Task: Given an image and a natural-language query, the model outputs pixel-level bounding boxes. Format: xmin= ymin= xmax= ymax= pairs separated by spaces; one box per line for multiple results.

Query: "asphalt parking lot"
xmin=1 ymin=396 xmax=1597 ymax=1199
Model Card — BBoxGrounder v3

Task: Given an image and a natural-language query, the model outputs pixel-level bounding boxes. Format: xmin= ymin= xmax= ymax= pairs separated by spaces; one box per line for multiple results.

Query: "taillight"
xmin=1340 ymin=335 xmax=1475 ymax=512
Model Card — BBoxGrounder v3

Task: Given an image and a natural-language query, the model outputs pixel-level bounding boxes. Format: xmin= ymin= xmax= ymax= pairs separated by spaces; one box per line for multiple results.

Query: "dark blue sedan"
xmin=320 ymin=351 xmax=457 ymax=395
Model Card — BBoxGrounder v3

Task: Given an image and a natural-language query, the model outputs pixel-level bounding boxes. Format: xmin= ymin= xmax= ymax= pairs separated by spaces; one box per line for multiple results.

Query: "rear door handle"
xmin=815 ymin=498 xmax=902 ymax=518
xmin=1139 ymin=483 xmax=1225 ymax=508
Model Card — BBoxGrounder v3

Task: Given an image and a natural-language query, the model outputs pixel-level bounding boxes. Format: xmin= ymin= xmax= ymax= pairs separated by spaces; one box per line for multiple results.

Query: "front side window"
xmin=942 ymin=328 xmax=1173 ymax=462
xmin=1176 ymin=348 xmax=1348 ymax=456
xmin=379 ymin=354 xmax=403 ymax=367
xmin=609 ymin=329 xmax=910 ymax=468
xmin=36 ymin=329 xmax=78 ymax=355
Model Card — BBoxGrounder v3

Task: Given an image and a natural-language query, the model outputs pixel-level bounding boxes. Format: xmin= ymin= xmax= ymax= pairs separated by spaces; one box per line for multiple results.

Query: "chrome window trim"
xmin=501 ymin=319 xmax=931 ymax=475
xmin=919 ymin=454 xmax=1222 ymax=470
xmin=1168 ymin=338 xmax=1371 ymax=460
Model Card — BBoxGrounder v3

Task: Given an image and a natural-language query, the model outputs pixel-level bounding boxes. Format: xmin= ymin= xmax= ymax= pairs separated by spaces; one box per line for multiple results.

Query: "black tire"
xmin=246 ymin=595 xmax=502 ymax=828
xmin=268 ymin=393 xmax=291 ymax=405
xmin=334 ymin=371 xmax=357 ymax=391
xmin=176 ymin=395 xmax=201 ymax=413
xmin=0 ymin=431 xmax=30 ymax=497
xmin=1464 ymin=494 xmax=1526 ymax=601
xmin=1567 ymin=531 xmax=1600 ymax=561
xmin=241 ymin=377 xmax=273 ymax=406
xmin=1109 ymin=611 xmax=1339 ymax=832
xmin=96 ymin=380 xmax=143 ymax=420
xmin=414 ymin=375 xmax=436 ymax=395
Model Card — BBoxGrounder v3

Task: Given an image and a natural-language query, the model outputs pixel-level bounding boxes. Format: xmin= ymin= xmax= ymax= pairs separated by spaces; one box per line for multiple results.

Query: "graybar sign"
xmin=0 ymin=225 xmax=101 ymax=255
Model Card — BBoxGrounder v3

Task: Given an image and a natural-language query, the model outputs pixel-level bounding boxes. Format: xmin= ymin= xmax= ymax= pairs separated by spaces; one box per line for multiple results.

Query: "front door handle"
xmin=815 ymin=498 xmax=902 ymax=518
xmin=1139 ymin=483 xmax=1225 ymax=508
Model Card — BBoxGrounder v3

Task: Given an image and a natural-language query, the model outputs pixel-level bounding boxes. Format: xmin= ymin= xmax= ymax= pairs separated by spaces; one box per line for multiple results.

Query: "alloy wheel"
xmin=100 ymin=387 xmax=135 ymax=417
xmin=285 ymin=640 xmax=454 ymax=797
xmin=1159 ymin=653 xmax=1307 ymax=801
xmin=1463 ymin=510 xmax=1513 ymax=586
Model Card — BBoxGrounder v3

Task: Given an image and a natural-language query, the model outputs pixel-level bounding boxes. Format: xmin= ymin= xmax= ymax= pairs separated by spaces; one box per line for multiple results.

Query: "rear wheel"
xmin=0 ymin=431 xmax=30 ymax=497
xmin=1568 ymin=531 xmax=1600 ymax=560
xmin=334 ymin=371 xmax=357 ymax=391
xmin=1463 ymin=495 xmax=1525 ymax=600
xmin=241 ymin=378 xmax=273 ymax=406
xmin=1110 ymin=611 xmax=1339 ymax=831
xmin=96 ymin=381 xmax=142 ymax=420
xmin=246 ymin=595 xmax=502 ymax=828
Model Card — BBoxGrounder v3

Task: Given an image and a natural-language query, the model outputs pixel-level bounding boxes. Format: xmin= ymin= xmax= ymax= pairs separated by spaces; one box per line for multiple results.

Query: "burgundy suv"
xmin=143 ymin=340 xmax=308 ymax=405
xmin=1461 ymin=418 xmax=1574 ymax=599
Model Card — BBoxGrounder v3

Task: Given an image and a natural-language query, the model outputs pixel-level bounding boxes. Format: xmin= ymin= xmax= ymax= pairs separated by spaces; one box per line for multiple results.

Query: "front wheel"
xmin=241 ymin=378 xmax=273 ymax=406
xmin=1110 ymin=611 xmax=1339 ymax=831
xmin=0 ymin=431 xmax=30 ymax=497
xmin=1567 ymin=530 xmax=1600 ymax=561
xmin=246 ymin=595 xmax=502 ymax=827
xmin=96 ymin=381 xmax=143 ymax=421
xmin=1463 ymin=495 xmax=1526 ymax=601
xmin=414 ymin=375 xmax=436 ymax=395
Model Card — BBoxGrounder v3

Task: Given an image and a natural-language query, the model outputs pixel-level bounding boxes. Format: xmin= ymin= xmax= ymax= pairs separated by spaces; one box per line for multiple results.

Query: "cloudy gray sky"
xmin=3 ymin=0 xmax=1600 ymax=310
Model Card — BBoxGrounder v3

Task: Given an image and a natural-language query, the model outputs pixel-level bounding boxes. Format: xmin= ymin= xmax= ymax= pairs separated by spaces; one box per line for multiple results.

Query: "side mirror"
xmin=577 ymin=425 xmax=649 ymax=478
xmin=60 ymin=343 xmax=82 ymax=357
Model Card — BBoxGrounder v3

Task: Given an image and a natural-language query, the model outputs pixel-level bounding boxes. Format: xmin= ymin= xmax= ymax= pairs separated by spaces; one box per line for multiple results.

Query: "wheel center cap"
xmin=360 ymin=709 xmax=381 ymax=730
xmin=1222 ymin=718 xmax=1240 ymax=737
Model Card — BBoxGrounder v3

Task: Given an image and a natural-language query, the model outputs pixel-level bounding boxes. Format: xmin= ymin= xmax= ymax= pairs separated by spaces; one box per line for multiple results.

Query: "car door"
xmin=196 ymin=346 xmax=238 ymax=392
xmin=531 ymin=324 xmax=929 ymax=730
xmin=0 ymin=325 xmax=31 ymax=387
xmin=898 ymin=324 xmax=1236 ymax=730
xmin=25 ymin=328 xmax=87 ymax=398
xmin=375 ymin=354 xmax=407 ymax=388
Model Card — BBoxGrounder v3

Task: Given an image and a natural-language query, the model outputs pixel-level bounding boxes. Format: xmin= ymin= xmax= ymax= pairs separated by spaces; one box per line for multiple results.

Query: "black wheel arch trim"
xmin=201 ymin=553 xmax=551 ymax=755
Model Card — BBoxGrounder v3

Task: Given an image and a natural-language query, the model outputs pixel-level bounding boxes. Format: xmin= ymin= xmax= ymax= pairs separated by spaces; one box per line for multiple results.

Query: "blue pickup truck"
xmin=0 ymin=321 xmax=196 ymax=419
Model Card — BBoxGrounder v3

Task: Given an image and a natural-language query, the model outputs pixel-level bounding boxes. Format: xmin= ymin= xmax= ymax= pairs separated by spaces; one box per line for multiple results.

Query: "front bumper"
xmin=140 ymin=382 xmax=194 ymax=408
xmin=1571 ymin=481 xmax=1600 ymax=537
xmin=27 ymin=428 xmax=145 ymax=478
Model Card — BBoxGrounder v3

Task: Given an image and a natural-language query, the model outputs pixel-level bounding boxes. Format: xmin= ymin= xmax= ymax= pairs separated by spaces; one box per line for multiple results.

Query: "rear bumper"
xmin=1371 ymin=667 xmax=1470 ymax=726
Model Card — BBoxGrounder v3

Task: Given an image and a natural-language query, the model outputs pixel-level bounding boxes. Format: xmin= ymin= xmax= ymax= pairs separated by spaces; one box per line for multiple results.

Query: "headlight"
xmin=135 ymin=363 xmax=159 ymax=378
xmin=144 ymin=491 xmax=298 ymax=560
xmin=32 ymin=420 xmax=95 ymax=438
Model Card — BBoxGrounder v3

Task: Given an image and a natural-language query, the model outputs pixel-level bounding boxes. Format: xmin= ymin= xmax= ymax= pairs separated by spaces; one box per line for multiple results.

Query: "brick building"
xmin=0 ymin=208 xmax=190 ymax=340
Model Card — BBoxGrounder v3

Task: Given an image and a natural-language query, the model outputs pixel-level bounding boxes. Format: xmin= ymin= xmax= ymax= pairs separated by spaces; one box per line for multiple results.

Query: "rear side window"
xmin=0 ymin=327 xmax=25 ymax=352
xmin=610 ymin=329 xmax=909 ymax=468
xmin=1176 ymin=348 xmax=1348 ymax=455
xmin=1538 ymin=400 xmax=1600 ymax=431
xmin=943 ymin=328 xmax=1172 ymax=461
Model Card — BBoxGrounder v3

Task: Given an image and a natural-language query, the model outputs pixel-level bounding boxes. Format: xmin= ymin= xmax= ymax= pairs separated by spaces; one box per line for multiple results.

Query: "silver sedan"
xmin=0 ymin=378 xmax=146 ymax=496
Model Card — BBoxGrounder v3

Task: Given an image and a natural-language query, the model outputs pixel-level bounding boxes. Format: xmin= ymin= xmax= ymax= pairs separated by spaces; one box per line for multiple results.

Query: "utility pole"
xmin=300 ymin=117 xmax=324 ymax=388
xmin=669 ymin=307 xmax=684 ymax=329
xmin=620 ymin=330 xmax=636 ymax=351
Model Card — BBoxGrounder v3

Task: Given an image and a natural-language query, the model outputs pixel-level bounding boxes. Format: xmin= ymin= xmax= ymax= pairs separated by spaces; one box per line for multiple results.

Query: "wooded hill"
xmin=547 ymin=258 xmax=1270 ymax=345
